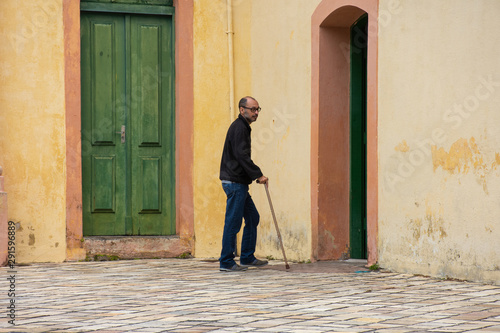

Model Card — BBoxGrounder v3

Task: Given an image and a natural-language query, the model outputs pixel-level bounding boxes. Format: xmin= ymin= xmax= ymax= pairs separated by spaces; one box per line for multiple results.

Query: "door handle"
xmin=116 ymin=125 xmax=125 ymax=143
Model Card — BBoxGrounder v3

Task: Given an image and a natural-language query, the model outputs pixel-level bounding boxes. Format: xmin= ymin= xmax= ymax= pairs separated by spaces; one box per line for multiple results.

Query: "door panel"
xmin=139 ymin=157 xmax=161 ymax=212
xmin=82 ymin=11 xmax=174 ymax=236
xmin=82 ymin=13 xmax=127 ymax=236
xmin=91 ymin=156 xmax=116 ymax=212
xmin=130 ymin=15 xmax=175 ymax=235
xmin=92 ymin=22 xmax=119 ymax=144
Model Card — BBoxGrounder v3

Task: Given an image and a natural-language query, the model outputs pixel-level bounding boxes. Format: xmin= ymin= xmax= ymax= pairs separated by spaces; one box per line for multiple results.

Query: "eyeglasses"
xmin=241 ymin=106 xmax=261 ymax=113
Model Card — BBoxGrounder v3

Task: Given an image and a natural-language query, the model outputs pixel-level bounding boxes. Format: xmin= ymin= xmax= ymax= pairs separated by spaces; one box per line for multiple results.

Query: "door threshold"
xmin=83 ymin=235 xmax=192 ymax=260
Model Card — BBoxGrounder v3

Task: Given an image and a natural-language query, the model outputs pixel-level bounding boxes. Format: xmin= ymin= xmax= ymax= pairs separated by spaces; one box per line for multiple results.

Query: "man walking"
xmin=219 ymin=96 xmax=269 ymax=272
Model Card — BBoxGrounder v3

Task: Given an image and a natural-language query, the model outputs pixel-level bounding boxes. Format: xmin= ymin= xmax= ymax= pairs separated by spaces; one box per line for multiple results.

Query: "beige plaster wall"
xmin=378 ymin=0 xmax=500 ymax=284
xmin=0 ymin=0 xmax=67 ymax=262
xmin=246 ymin=0 xmax=320 ymax=261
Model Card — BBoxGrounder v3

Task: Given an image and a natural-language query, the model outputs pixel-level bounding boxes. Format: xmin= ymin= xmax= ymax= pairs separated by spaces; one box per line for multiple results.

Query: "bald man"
xmin=219 ymin=96 xmax=269 ymax=272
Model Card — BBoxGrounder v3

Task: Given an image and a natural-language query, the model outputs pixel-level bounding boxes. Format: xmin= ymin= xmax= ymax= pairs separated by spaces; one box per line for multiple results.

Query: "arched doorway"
xmin=311 ymin=0 xmax=378 ymax=265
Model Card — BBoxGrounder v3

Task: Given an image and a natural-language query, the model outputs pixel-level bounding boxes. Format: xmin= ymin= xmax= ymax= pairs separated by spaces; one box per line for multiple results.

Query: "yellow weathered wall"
xmin=378 ymin=0 xmax=500 ymax=283
xmin=193 ymin=0 xmax=319 ymax=261
xmin=0 ymin=0 xmax=67 ymax=262
xmin=192 ymin=0 xmax=231 ymax=257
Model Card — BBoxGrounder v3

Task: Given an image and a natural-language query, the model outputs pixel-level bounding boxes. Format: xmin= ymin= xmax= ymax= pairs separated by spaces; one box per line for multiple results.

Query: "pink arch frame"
xmin=311 ymin=0 xmax=378 ymax=265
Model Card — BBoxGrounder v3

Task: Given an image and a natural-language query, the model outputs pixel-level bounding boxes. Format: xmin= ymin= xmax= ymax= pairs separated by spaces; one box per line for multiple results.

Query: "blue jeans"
xmin=220 ymin=182 xmax=260 ymax=269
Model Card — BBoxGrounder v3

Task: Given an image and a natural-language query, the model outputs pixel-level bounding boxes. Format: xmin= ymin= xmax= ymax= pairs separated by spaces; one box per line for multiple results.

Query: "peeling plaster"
xmin=432 ymin=137 xmax=500 ymax=193
xmin=28 ymin=233 xmax=35 ymax=246
xmin=394 ymin=140 xmax=409 ymax=152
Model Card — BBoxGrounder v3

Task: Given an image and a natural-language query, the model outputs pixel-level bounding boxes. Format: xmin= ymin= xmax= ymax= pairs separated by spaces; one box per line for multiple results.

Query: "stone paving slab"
xmin=1 ymin=258 xmax=499 ymax=332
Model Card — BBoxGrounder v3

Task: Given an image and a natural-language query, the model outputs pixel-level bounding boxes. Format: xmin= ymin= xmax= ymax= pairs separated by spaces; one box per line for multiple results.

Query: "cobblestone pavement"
xmin=1 ymin=258 xmax=500 ymax=332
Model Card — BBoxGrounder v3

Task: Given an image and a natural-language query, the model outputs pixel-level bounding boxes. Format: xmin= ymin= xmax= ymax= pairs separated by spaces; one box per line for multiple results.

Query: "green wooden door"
xmin=349 ymin=14 xmax=368 ymax=259
xmin=81 ymin=11 xmax=175 ymax=236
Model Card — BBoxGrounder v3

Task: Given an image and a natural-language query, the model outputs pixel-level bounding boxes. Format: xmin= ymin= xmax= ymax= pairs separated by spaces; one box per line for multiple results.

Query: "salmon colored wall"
xmin=316 ymin=25 xmax=351 ymax=260
xmin=63 ymin=0 xmax=85 ymax=261
xmin=173 ymin=0 xmax=195 ymax=251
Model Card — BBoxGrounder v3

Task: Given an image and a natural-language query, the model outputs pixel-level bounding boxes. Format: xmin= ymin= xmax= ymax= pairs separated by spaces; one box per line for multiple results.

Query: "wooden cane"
xmin=264 ymin=182 xmax=290 ymax=270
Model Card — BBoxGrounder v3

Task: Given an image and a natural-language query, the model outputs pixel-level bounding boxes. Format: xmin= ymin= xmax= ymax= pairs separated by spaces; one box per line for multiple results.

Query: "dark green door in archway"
xmin=349 ymin=14 xmax=368 ymax=259
xmin=81 ymin=10 xmax=175 ymax=236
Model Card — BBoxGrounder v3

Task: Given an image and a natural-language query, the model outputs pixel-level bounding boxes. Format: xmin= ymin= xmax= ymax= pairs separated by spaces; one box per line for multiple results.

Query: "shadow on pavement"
xmin=260 ymin=259 xmax=371 ymax=273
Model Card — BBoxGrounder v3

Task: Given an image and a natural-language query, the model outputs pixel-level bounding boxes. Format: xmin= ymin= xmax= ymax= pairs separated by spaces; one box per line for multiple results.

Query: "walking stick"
xmin=264 ymin=182 xmax=290 ymax=270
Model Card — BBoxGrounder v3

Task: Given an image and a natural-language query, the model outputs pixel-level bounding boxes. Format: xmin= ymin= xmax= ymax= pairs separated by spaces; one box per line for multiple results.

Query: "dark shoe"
xmin=220 ymin=264 xmax=248 ymax=272
xmin=240 ymin=259 xmax=268 ymax=267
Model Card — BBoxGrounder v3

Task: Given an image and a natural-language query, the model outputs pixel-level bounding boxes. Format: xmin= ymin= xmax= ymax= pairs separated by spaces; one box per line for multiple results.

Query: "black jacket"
xmin=220 ymin=114 xmax=263 ymax=184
